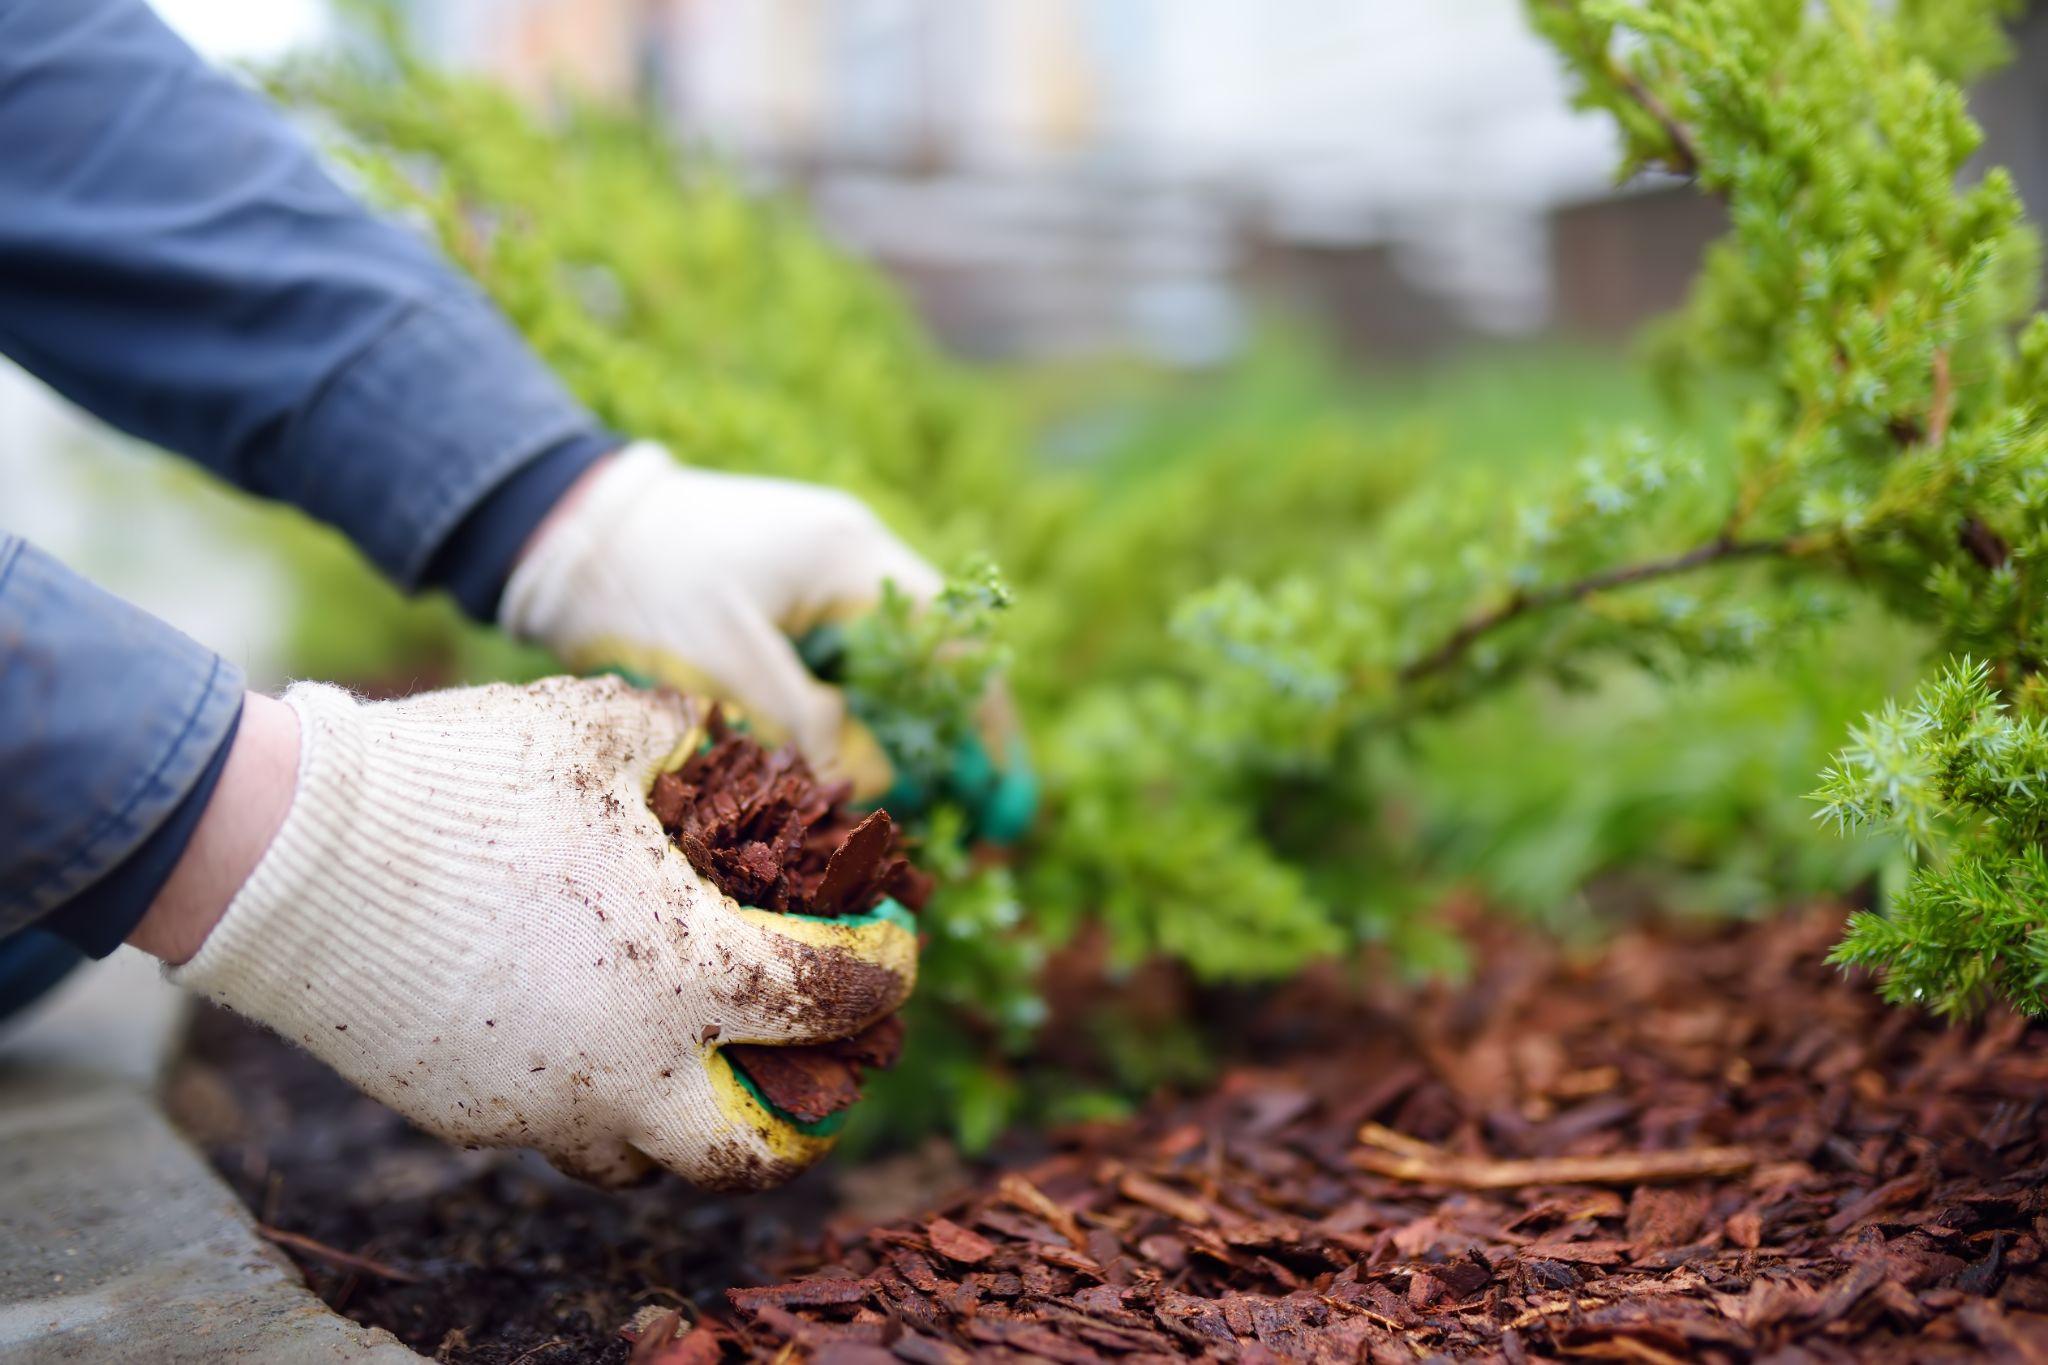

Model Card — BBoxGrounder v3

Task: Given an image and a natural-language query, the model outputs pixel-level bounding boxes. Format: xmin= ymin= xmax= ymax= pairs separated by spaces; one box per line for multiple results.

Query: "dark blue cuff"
xmin=422 ymin=432 xmax=616 ymax=621
xmin=40 ymin=699 xmax=242 ymax=958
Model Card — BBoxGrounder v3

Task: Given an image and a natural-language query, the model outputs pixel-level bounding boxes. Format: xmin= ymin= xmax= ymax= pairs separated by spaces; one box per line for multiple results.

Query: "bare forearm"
xmin=128 ymin=693 xmax=299 ymax=965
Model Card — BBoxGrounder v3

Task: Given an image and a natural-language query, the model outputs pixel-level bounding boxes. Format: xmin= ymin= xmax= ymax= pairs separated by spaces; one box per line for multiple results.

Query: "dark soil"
xmin=650 ymin=720 xmax=928 ymax=1121
xmin=169 ymin=1003 xmax=840 ymax=1364
xmin=172 ymin=906 xmax=2048 ymax=1363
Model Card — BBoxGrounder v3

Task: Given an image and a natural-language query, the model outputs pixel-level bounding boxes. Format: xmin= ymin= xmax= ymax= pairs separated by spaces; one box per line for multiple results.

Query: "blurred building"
xmin=1972 ymin=7 xmax=2048 ymax=243
xmin=411 ymin=0 xmax=1661 ymax=363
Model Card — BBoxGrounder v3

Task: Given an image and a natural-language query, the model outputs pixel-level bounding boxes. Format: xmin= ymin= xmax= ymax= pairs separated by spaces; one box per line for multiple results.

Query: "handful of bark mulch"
xmin=720 ymin=906 xmax=2048 ymax=1362
xmin=650 ymin=713 xmax=930 ymax=1123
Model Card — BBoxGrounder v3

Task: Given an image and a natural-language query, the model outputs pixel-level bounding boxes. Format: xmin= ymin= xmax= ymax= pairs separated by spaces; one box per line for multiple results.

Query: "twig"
xmin=1116 ymin=1169 xmax=1214 ymax=1226
xmin=1613 ymin=64 xmax=1701 ymax=176
xmin=1504 ymin=1296 xmax=1609 ymax=1330
xmin=257 ymin=1223 xmax=421 ymax=1283
xmin=509 ymin=1341 xmax=571 ymax=1365
xmin=1355 ymin=1125 xmax=1438 ymax=1160
xmin=1961 ymin=517 xmax=2010 ymax=570
xmin=1398 ymin=535 xmax=1793 ymax=684
xmin=1533 ymin=0 xmax=1701 ymax=178
xmin=1928 ymin=347 xmax=1954 ymax=447
xmin=998 ymin=1172 xmax=1089 ymax=1250
xmin=1319 ymin=1296 xmax=1408 ymax=1333
xmin=1353 ymin=1123 xmax=1754 ymax=1189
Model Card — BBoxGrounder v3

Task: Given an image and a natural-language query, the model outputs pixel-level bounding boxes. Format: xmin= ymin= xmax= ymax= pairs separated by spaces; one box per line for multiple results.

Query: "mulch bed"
xmin=718 ymin=906 xmax=2048 ymax=1363
xmin=171 ymin=906 xmax=2048 ymax=1363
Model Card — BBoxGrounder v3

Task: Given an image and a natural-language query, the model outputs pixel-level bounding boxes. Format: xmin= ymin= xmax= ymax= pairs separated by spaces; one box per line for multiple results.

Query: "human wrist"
xmin=128 ymin=691 xmax=299 ymax=965
xmin=516 ymin=444 xmax=617 ymax=569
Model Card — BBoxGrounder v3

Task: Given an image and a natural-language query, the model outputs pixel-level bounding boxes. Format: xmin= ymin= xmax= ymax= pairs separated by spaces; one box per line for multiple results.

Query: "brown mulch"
xmin=718 ymin=906 xmax=2048 ymax=1363
xmin=650 ymin=717 xmax=929 ymax=1120
xmin=172 ymin=905 xmax=2048 ymax=1363
xmin=650 ymin=717 xmax=931 ymax=922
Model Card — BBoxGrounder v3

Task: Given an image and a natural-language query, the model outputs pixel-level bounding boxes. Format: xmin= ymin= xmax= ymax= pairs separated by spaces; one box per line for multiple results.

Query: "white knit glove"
xmin=170 ymin=676 xmax=917 ymax=1190
xmin=501 ymin=442 xmax=941 ymax=797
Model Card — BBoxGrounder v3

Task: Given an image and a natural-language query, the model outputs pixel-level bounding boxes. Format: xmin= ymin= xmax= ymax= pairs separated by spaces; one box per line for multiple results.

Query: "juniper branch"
xmin=1399 ymin=534 xmax=1797 ymax=684
xmin=1612 ymin=63 xmax=1701 ymax=177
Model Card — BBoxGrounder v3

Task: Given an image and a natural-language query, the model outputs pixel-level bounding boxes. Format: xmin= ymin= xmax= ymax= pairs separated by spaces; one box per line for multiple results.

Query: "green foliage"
xmin=1001 ymin=337 xmax=1425 ymax=688
xmin=1821 ymin=660 xmax=2048 ymax=1015
xmin=272 ymin=44 xmax=1029 ymax=559
xmin=1528 ymin=0 xmax=2048 ymax=1016
xmin=1409 ymin=610 xmax=1921 ymax=931
xmin=229 ymin=0 xmax=2048 ymax=1142
xmin=832 ymin=562 xmax=1011 ymax=806
xmin=1058 ymin=0 xmax=2048 ymax=1021
xmin=1197 ymin=0 xmax=2038 ymax=726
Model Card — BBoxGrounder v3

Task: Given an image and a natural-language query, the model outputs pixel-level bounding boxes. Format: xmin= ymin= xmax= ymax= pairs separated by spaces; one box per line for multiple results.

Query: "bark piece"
xmin=814 ymin=810 xmax=894 ymax=916
xmin=728 ymin=1017 xmax=907 ymax=1123
xmin=725 ymin=1043 xmax=868 ymax=1125
xmin=926 ymin=1217 xmax=997 ymax=1265
xmin=621 ymin=1309 xmax=723 ymax=1365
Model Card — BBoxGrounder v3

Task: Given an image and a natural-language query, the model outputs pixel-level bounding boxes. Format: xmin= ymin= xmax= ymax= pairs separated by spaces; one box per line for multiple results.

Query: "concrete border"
xmin=0 ymin=951 xmax=422 ymax=1363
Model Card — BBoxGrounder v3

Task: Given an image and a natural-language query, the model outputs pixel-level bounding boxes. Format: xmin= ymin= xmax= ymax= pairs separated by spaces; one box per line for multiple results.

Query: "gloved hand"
xmin=502 ymin=442 xmax=942 ymax=797
xmin=170 ymin=676 xmax=916 ymax=1190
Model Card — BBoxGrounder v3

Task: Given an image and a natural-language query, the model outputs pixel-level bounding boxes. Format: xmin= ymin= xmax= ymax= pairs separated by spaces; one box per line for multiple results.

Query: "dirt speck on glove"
xmin=650 ymin=711 xmax=927 ymax=1120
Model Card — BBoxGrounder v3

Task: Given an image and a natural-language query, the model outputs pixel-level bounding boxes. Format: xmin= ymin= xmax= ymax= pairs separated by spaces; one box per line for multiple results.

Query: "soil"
xmin=649 ymin=720 xmax=929 ymax=1119
xmin=169 ymin=1002 xmax=810 ymax=1363
xmin=170 ymin=905 xmax=2048 ymax=1363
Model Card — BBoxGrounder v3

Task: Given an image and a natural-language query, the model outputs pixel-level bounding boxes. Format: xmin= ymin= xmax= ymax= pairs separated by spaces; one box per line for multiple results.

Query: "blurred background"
xmin=6 ymin=0 xmax=1705 ymax=682
xmin=14 ymin=0 xmax=2048 ymax=683
xmin=8 ymin=0 xmax=2048 ymax=954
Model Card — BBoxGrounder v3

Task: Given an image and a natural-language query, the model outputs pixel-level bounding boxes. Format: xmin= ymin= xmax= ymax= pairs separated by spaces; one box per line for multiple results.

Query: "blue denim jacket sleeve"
xmin=0 ymin=0 xmax=614 ymax=954
xmin=0 ymin=537 xmax=244 ymax=944
xmin=0 ymin=0 xmax=608 ymax=587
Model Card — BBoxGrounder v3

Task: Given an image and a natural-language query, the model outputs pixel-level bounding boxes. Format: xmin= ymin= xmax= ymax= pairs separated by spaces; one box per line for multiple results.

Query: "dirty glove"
xmin=169 ymin=676 xmax=916 ymax=1189
xmin=501 ymin=442 xmax=942 ymax=796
